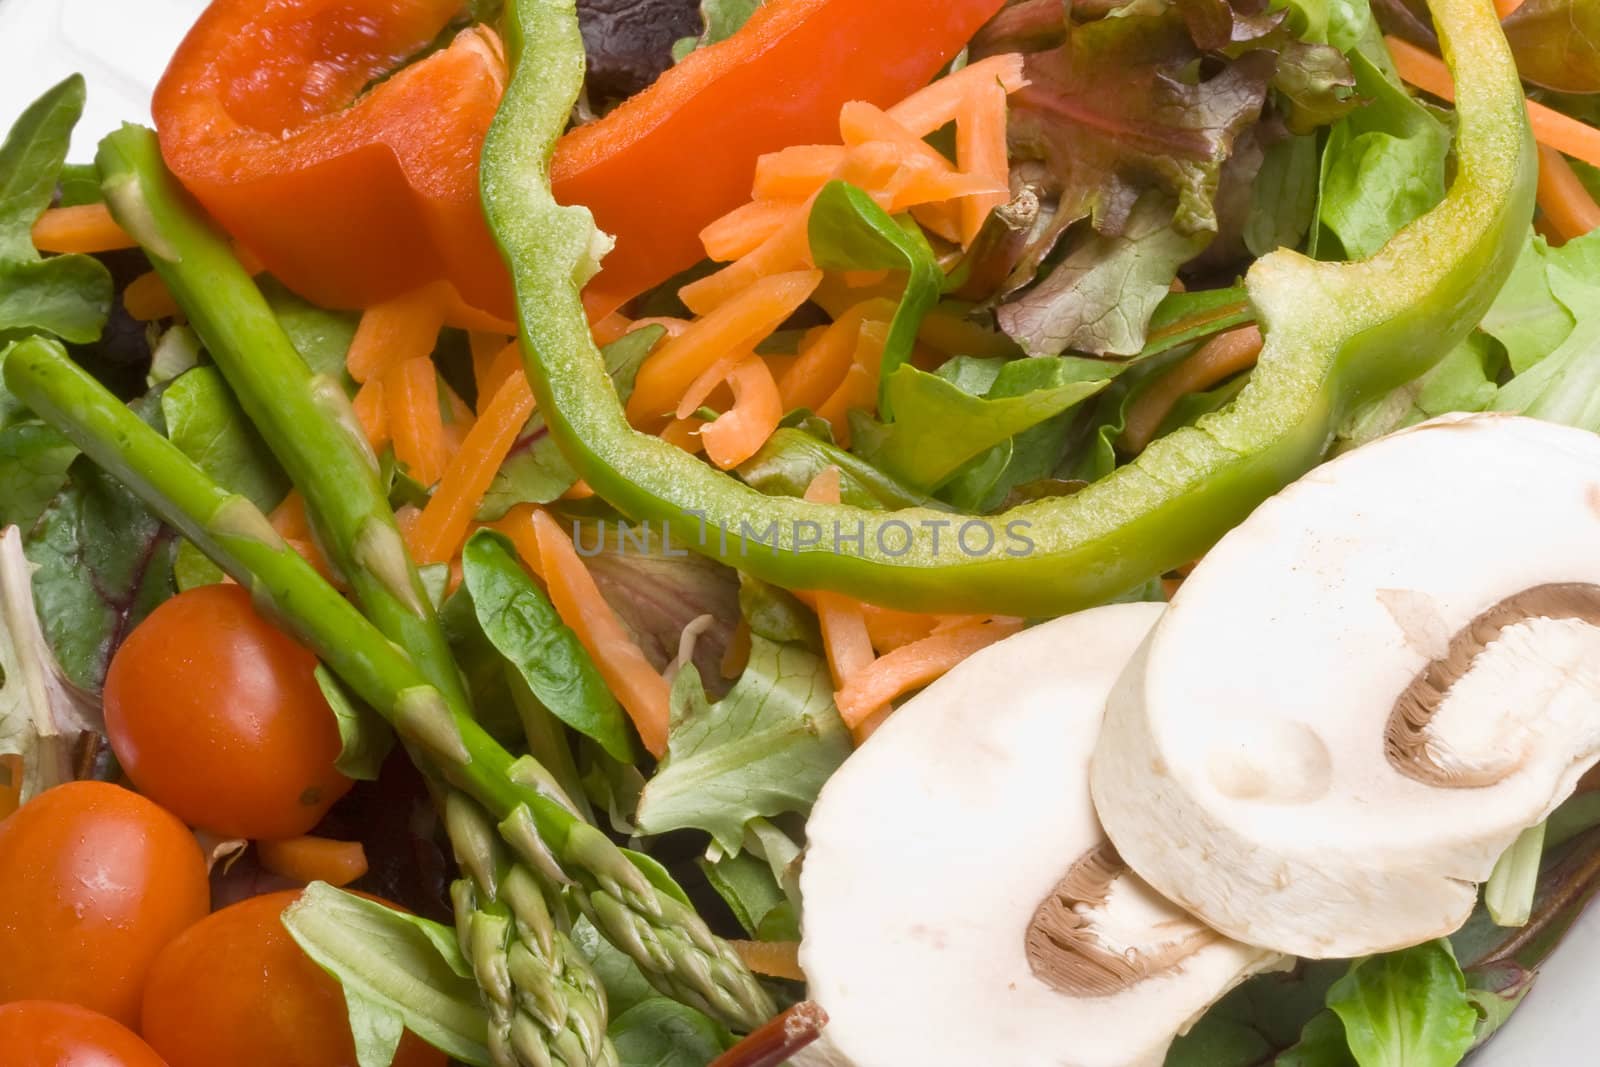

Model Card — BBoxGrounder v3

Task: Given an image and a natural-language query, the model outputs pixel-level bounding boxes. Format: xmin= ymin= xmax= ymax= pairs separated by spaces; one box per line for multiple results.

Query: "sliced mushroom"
xmin=797 ymin=603 xmax=1283 ymax=1067
xmin=1092 ymin=413 xmax=1600 ymax=959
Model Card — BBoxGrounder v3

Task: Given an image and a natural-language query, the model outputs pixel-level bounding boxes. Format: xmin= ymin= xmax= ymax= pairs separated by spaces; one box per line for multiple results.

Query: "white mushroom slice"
xmin=1092 ymin=413 xmax=1600 ymax=959
xmin=798 ymin=603 xmax=1282 ymax=1067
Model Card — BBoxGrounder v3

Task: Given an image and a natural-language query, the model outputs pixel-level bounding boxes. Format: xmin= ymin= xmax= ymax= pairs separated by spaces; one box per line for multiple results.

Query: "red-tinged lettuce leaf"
xmin=1503 ymin=0 xmax=1600 ymax=93
xmin=1007 ymin=13 xmax=1279 ymax=240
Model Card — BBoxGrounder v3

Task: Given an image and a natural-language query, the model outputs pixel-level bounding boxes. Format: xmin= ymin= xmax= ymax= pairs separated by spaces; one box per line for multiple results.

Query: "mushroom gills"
xmin=1092 ymin=414 xmax=1600 ymax=959
xmin=798 ymin=602 xmax=1283 ymax=1067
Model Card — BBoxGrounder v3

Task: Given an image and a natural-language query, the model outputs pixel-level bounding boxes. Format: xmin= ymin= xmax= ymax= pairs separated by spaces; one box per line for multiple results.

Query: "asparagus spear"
xmin=4 ymin=336 xmax=775 ymax=1033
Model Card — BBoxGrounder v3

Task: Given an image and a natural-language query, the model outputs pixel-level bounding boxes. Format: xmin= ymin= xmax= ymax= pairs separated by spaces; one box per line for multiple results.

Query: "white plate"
xmin=1 ymin=0 xmax=1596 ymax=1061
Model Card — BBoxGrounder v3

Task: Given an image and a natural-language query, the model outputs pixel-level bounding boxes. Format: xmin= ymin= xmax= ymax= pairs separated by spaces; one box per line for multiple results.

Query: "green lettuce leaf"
xmin=0 ymin=75 xmax=112 ymax=344
xmin=460 ymin=530 xmax=636 ymax=761
xmin=1325 ymin=940 xmax=1477 ymax=1067
xmin=672 ymin=0 xmax=764 ymax=60
xmin=737 ymin=427 xmax=931 ymax=510
xmin=635 ymin=634 xmax=850 ymax=853
xmin=1314 ymin=49 xmax=1449 ymax=260
xmin=0 ymin=526 xmax=101 ymax=806
xmin=807 ymin=181 xmax=942 ymax=412
xmin=282 ymin=882 xmax=492 ymax=1067
xmin=1246 ymin=134 xmax=1320 ymax=255
xmin=854 ymin=356 xmax=1120 ymax=493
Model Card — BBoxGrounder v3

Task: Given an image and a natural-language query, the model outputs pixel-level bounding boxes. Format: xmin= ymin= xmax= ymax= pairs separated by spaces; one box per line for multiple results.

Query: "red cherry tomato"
xmin=104 ymin=583 xmax=353 ymax=840
xmin=0 ymin=781 xmax=210 ymax=1026
xmin=142 ymin=890 xmax=445 ymax=1067
xmin=0 ymin=1001 xmax=168 ymax=1067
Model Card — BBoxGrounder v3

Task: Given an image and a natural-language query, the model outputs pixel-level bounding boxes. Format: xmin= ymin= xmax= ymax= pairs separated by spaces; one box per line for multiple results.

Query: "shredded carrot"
xmin=859 ymin=604 xmax=943 ymax=653
xmin=1120 ymin=325 xmax=1264 ymax=454
xmin=835 ymin=617 xmax=1025 ymax=727
xmin=30 ymin=203 xmax=135 ymax=254
xmin=531 ymin=510 xmax=672 ymax=757
xmin=803 ymin=471 xmax=881 ymax=717
xmin=731 ymin=940 xmax=804 ymax=981
xmin=630 ymin=270 xmax=822 ymax=423
xmin=565 ymin=480 xmax=596 ymax=500
xmin=702 ymin=199 xmax=802 ymax=263
xmin=386 ymin=357 xmax=450 ymax=486
xmin=1494 ymin=0 xmax=1525 ymax=16
xmin=701 ymin=358 xmax=784 ymax=469
xmin=956 ymin=78 xmax=1012 ymax=246
xmin=437 ymin=282 xmax=518 ymax=334
xmin=887 ymin=54 xmax=1029 ymax=138
xmin=1389 ymin=36 xmax=1600 ymax=169
xmin=753 ymin=145 xmax=849 ymax=200
xmin=410 ymin=372 xmax=537 ymax=564
xmin=681 ymin=210 xmax=820 ymax=316
xmin=269 ymin=492 xmax=313 ymax=541
xmin=660 ymin=417 xmax=707 ymax=454
xmin=782 ymin=300 xmax=895 ymax=412
xmin=352 ymin=379 xmax=390 ymax=451
xmin=677 ymin=346 xmax=755 ymax=420
xmin=476 ymin=340 xmax=524 ymax=405
xmin=591 ymin=311 xmax=634 ymax=347
xmin=123 ymin=270 xmax=180 ymax=321
xmin=256 ymin=836 xmax=369 ymax=887
xmin=346 ymin=284 xmax=448 ymax=385
xmin=1536 ymin=144 xmax=1600 ymax=242
xmin=839 ymin=101 xmax=957 ymax=173
xmin=488 ymin=503 xmax=546 ymax=579
xmin=441 ymin=383 xmax=476 ymax=460
xmin=814 ymin=321 xmax=889 ymax=444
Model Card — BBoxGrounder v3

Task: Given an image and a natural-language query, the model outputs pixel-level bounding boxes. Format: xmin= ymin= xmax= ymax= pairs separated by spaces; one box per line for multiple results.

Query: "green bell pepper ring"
xmin=485 ymin=0 xmax=1534 ymax=616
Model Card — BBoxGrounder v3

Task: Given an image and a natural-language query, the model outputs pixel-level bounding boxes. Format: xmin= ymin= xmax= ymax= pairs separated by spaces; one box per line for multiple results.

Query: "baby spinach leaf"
xmin=635 ymin=635 xmax=850 ymax=853
xmin=0 ymin=418 xmax=77 ymax=532
xmin=609 ymin=999 xmax=733 ymax=1067
xmin=261 ymin=278 xmax=360 ymax=385
xmin=698 ymin=849 xmax=790 ymax=939
xmin=317 ymin=666 xmax=395 ymax=782
xmin=282 ymin=883 xmax=492 ymax=1067
xmin=1325 ymin=940 xmax=1477 ymax=1067
xmin=807 ymin=181 xmax=941 ymax=413
xmin=0 ymin=76 xmax=112 ymax=344
xmin=855 ymin=357 xmax=1120 ymax=492
xmin=1246 ymin=134 xmax=1320 ymax=256
xmin=162 ymin=367 xmax=288 ymax=511
xmin=460 ymin=530 xmax=636 ymax=761
xmin=1315 ymin=50 xmax=1449 ymax=260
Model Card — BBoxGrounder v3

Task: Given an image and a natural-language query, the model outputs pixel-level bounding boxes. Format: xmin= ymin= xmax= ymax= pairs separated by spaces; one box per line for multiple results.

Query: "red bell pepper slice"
xmin=152 ymin=0 xmax=511 ymax=314
xmin=554 ymin=0 xmax=1010 ymax=308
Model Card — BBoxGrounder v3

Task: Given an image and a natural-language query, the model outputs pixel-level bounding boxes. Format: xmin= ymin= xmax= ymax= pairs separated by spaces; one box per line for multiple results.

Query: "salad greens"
xmin=5 ymin=0 xmax=1600 ymax=1062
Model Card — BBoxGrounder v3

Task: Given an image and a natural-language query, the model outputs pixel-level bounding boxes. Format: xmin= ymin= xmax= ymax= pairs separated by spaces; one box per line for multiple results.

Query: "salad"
xmin=1 ymin=0 xmax=1598 ymax=1064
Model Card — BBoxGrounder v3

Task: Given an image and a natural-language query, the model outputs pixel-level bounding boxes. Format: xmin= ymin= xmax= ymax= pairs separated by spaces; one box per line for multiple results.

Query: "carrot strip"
xmin=346 ymin=284 xmax=448 ymax=385
xmin=410 ymin=372 xmax=537 ymax=564
xmin=469 ymin=331 xmax=511 ymax=402
xmin=1388 ymin=36 xmax=1600 ymax=168
xmin=676 ymin=347 xmax=752 ymax=420
xmin=591 ymin=311 xmax=634 ymax=347
xmin=1536 ymin=144 xmax=1600 ymax=242
xmin=30 ymin=203 xmax=135 ymax=254
xmin=256 ymin=836 xmax=369 ymax=887
xmin=859 ymin=604 xmax=942 ymax=653
xmin=631 ymin=270 xmax=822 ymax=422
xmin=887 ymin=54 xmax=1029 ymax=137
xmin=779 ymin=300 xmax=894 ymax=411
xmin=730 ymin=941 xmax=804 ymax=982
xmin=438 ymin=282 xmax=518 ymax=334
xmin=814 ymin=321 xmax=889 ymax=444
xmin=834 ymin=617 xmax=1025 ymax=726
xmin=386 ymin=357 xmax=451 ymax=487
xmin=441 ymin=383 xmax=476 ymax=460
xmin=701 ymin=358 xmax=784 ymax=469
xmin=660 ymin=416 xmax=708 ymax=454
xmin=1120 ymin=325 xmax=1264 ymax=454
xmin=956 ymin=79 xmax=1012 ymax=246
xmin=123 ymin=270 xmax=180 ymax=321
xmin=680 ymin=210 xmax=819 ymax=316
xmin=269 ymin=492 xmax=313 ymax=541
xmin=703 ymin=199 xmax=801 ymax=263
xmin=753 ymin=145 xmax=849 ymax=200
xmin=352 ymin=379 xmax=390 ymax=451
xmin=1495 ymin=0 xmax=1524 ymax=16
xmin=839 ymin=101 xmax=956 ymax=173
xmin=488 ymin=503 xmax=546 ymax=578
xmin=532 ymin=510 xmax=672 ymax=757
xmin=804 ymin=471 xmax=880 ymax=721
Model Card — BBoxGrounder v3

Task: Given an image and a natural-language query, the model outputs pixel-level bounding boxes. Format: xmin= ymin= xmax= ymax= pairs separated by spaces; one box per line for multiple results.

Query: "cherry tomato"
xmin=0 ymin=1001 xmax=168 ymax=1067
xmin=0 ymin=781 xmax=210 ymax=1026
xmin=104 ymin=583 xmax=353 ymax=840
xmin=141 ymin=890 xmax=445 ymax=1067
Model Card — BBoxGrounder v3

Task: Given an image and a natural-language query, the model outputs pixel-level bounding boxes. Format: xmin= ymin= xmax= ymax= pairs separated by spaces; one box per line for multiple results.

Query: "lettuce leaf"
xmin=635 ymin=634 xmax=850 ymax=852
xmin=1325 ymin=940 xmax=1477 ymax=1067
xmin=0 ymin=75 xmax=112 ymax=345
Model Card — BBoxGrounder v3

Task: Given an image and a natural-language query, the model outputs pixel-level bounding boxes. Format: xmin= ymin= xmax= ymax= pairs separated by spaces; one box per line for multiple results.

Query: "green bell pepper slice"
xmin=485 ymin=0 xmax=1534 ymax=616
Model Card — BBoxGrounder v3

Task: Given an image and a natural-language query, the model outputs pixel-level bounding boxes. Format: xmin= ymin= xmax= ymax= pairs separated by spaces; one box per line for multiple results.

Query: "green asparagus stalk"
xmin=4 ymin=336 xmax=775 ymax=1032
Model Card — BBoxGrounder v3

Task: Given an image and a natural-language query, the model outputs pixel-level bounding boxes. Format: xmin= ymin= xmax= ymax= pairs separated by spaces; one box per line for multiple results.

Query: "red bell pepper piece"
xmin=152 ymin=0 xmax=511 ymax=314
xmin=554 ymin=0 xmax=1010 ymax=308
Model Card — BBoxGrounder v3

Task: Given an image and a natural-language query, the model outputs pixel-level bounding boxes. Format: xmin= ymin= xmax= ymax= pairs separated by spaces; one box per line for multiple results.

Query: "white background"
xmin=0 ymin=0 xmax=1593 ymax=1059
